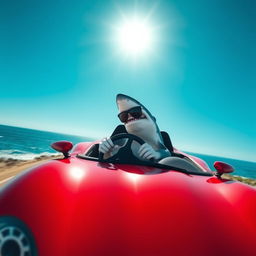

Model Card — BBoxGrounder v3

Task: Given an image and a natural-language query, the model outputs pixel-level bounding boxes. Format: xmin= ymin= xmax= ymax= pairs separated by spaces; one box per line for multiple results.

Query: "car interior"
xmin=77 ymin=125 xmax=212 ymax=176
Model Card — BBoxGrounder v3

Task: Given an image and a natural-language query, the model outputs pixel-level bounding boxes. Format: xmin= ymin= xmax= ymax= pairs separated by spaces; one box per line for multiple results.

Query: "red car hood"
xmin=0 ymin=156 xmax=255 ymax=256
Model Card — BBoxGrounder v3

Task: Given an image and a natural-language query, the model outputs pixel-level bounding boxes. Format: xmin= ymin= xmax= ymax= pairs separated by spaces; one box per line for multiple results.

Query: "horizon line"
xmin=0 ymin=122 xmax=255 ymax=163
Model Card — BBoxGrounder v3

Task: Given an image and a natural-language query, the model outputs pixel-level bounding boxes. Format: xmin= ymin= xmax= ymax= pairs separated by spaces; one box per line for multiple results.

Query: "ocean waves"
xmin=0 ymin=149 xmax=60 ymax=161
xmin=0 ymin=124 xmax=91 ymax=161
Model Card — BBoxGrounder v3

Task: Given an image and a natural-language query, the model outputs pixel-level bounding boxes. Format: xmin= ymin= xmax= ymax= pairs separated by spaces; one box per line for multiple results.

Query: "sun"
xmin=113 ymin=14 xmax=156 ymax=59
xmin=116 ymin=17 xmax=153 ymax=57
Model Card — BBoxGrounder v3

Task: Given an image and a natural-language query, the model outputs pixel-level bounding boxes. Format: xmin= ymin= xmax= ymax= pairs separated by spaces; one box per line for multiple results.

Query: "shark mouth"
xmin=126 ymin=114 xmax=147 ymax=124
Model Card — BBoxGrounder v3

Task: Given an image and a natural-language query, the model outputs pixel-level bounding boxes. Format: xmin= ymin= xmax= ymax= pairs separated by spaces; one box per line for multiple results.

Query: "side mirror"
xmin=214 ymin=161 xmax=234 ymax=178
xmin=51 ymin=141 xmax=73 ymax=158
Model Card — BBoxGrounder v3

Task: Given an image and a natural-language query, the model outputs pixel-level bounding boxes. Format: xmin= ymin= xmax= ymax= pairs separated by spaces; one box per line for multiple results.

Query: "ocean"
xmin=0 ymin=124 xmax=92 ymax=160
xmin=0 ymin=124 xmax=255 ymax=179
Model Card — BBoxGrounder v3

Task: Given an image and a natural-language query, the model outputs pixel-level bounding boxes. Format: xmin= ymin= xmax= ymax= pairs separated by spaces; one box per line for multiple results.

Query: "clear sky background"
xmin=0 ymin=0 xmax=255 ymax=161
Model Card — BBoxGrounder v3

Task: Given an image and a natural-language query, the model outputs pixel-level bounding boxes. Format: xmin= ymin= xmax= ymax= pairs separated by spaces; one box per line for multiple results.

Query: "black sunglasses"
xmin=118 ymin=106 xmax=143 ymax=123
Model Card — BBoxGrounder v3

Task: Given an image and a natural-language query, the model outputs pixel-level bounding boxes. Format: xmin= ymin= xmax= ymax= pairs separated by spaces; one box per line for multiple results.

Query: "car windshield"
xmin=77 ymin=143 xmax=213 ymax=176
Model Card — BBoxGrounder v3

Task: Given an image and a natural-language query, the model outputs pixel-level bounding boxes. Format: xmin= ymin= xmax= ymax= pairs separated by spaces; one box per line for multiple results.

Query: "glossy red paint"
xmin=51 ymin=141 xmax=73 ymax=155
xmin=173 ymin=147 xmax=212 ymax=172
xmin=214 ymin=161 xmax=234 ymax=176
xmin=0 ymin=143 xmax=255 ymax=256
xmin=70 ymin=142 xmax=96 ymax=156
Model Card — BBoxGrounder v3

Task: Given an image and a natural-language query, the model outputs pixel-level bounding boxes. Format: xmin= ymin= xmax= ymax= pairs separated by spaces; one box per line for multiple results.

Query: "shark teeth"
xmin=126 ymin=116 xmax=146 ymax=124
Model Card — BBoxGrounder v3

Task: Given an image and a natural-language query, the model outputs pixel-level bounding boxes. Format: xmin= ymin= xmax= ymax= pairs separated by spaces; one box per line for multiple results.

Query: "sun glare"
xmin=116 ymin=17 xmax=153 ymax=57
xmin=109 ymin=9 xmax=159 ymax=61
xmin=70 ymin=167 xmax=85 ymax=181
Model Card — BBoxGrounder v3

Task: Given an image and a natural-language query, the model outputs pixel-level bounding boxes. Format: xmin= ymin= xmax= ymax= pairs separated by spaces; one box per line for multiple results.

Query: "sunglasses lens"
xmin=118 ymin=112 xmax=128 ymax=122
xmin=130 ymin=107 xmax=142 ymax=118
xmin=118 ymin=106 xmax=143 ymax=123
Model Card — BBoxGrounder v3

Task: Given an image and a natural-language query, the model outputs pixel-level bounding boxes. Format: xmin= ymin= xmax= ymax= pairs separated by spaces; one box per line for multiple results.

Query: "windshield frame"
xmin=76 ymin=144 xmax=213 ymax=177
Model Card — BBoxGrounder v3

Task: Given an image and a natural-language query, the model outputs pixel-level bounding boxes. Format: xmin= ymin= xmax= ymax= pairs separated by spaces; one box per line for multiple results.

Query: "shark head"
xmin=116 ymin=94 xmax=163 ymax=144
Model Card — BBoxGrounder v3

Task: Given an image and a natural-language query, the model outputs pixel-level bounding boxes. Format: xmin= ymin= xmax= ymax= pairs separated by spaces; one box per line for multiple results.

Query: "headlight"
xmin=0 ymin=216 xmax=37 ymax=256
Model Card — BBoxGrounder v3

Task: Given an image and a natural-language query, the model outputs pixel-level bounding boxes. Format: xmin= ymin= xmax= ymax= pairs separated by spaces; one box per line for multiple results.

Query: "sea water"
xmin=0 ymin=124 xmax=92 ymax=160
xmin=187 ymin=152 xmax=256 ymax=179
xmin=0 ymin=124 xmax=255 ymax=179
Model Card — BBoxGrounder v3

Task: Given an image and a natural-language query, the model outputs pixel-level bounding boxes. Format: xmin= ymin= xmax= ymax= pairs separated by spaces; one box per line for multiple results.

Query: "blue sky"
xmin=0 ymin=0 xmax=255 ymax=161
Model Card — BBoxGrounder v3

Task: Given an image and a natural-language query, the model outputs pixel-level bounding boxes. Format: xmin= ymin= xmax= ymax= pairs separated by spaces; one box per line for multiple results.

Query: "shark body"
xmin=116 ymin=94 xmax=171 ymax=160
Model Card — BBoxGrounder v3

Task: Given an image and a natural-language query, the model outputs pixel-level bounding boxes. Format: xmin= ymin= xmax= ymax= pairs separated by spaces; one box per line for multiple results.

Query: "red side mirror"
xmin=51 ymin=141 xmax=73 ymax=158
xmin=214 ymin=161 xmax=234 ymax=178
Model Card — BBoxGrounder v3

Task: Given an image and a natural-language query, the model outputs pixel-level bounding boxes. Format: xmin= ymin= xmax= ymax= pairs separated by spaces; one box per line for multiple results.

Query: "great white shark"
xmin=116 ymin=94 xmax=171 ymax=160
xmin=100 ymin=93 xmax=205 ymax=172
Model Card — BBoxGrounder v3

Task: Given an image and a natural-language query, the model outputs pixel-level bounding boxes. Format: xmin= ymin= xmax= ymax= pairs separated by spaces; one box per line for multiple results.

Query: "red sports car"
xmin=0 ymin=134 xmax=255 ymax=256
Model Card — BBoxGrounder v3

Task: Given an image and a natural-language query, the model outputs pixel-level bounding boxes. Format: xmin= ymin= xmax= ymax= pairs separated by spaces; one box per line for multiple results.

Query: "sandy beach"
xmin=222 ymin=173 xmax=256 ymax=187
xmin=0 ymin=156 xmax=61 ymax=186
xmin=0 ymin=156 xmax=255 ymax=187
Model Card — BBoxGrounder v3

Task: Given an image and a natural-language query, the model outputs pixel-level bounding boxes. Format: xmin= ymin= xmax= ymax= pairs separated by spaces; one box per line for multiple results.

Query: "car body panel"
xmin=0 ymin=142 xmax=255 ymax=255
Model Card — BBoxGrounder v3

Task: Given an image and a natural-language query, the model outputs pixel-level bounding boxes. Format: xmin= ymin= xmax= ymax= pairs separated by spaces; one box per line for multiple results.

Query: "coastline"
xmin=0 ymin=157 xmax=255 ymax=187
xmin=0 ymin=155 xmax=61 ymax=186
xmin=222 ymin=173 xmax=256 ymax=187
